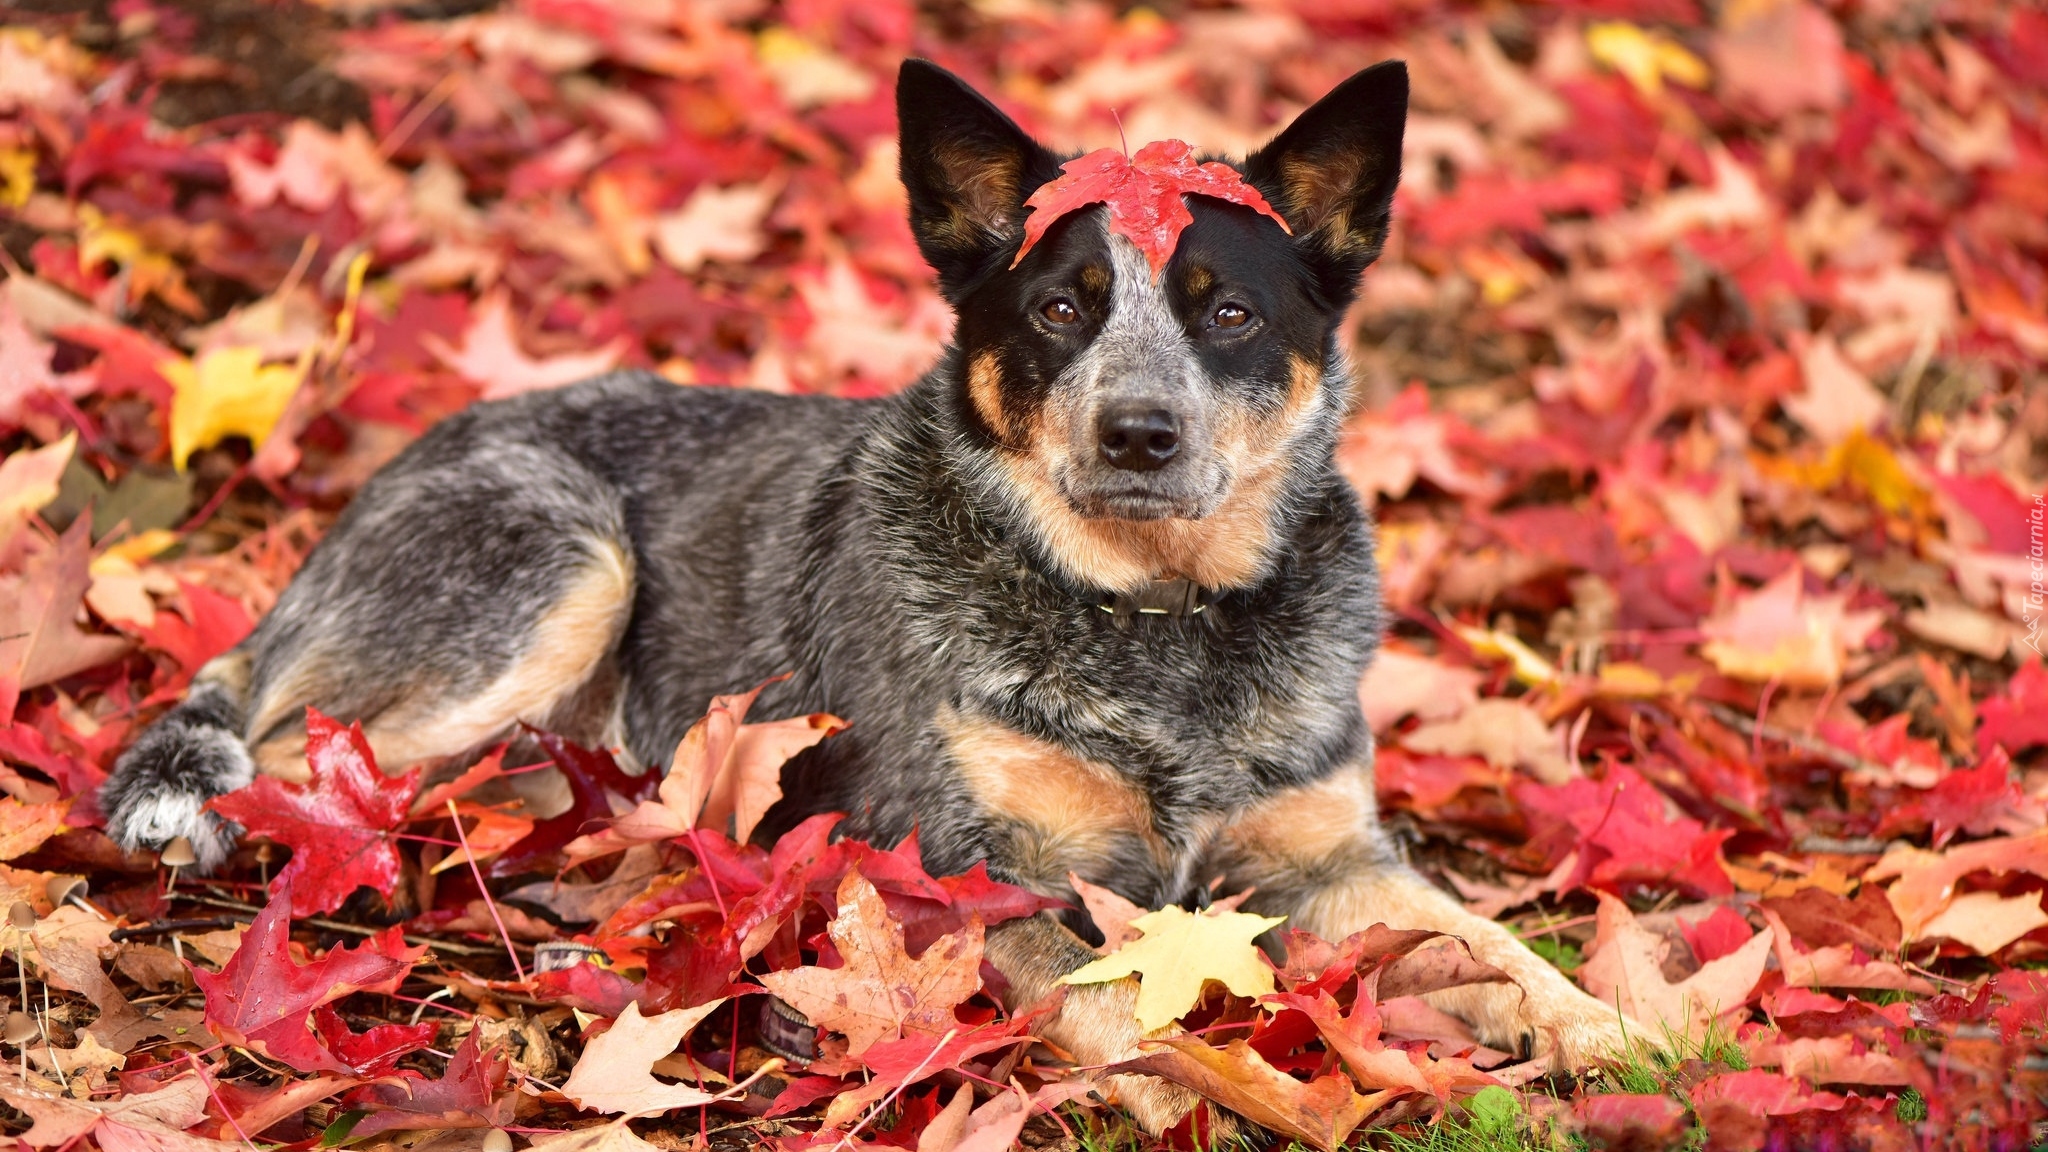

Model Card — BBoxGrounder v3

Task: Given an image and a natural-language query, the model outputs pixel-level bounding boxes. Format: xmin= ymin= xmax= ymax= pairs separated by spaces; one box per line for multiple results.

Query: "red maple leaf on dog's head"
xmin=208 ymin=708 xmax=421 ymax=917
xmin=1012 ymin=140 xmax=1291 ymax=277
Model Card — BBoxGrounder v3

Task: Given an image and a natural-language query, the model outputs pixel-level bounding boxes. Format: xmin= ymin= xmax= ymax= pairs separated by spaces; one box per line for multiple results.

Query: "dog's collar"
xmin=1095 ymin=577 xmax=1211 ymax=619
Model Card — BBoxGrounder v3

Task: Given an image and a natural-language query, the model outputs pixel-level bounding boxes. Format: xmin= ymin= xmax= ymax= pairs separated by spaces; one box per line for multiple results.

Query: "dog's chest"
xmin=938 ymin=704 xmax=1250 ymax=904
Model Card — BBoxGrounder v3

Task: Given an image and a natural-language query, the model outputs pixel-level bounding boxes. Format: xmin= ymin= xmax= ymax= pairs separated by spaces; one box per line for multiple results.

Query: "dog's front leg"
xmin=983 ymin=913 xmax=1204 ymax=1133
xmin=1210 ymin=763 xmax=1646 ymax=1070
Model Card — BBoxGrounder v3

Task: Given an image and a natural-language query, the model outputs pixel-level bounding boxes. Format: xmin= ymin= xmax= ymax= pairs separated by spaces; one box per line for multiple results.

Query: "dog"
xmin=102 ymin=59 xmax=1637 ymax=1129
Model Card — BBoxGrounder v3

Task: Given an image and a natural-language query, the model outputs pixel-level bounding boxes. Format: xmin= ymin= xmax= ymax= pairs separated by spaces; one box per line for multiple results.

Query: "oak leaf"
xmin=208 ymin=709 xmax=422 ymax=917
xmin=759 ymin=868 xmax=984 ymax=1056
xmin=1013 ymin=140 xmax=1290 ymax=277
xmin=1062 ymin=904 xmax=1285 ymax=1032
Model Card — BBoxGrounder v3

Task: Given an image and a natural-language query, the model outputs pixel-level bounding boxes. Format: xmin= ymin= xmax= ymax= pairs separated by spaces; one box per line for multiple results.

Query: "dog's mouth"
xmin=1058 ymin=476 xmax=1224 ymax=522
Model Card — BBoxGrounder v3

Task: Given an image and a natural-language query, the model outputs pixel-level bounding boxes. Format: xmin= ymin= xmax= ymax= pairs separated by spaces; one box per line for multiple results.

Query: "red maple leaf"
xmin=342 ymin=1027 xmax=514 ymax=1137
xmin=208 ymin=708 xmax=421 ymax=917
xmin=1979 ymin=661 xmax=2048 ymax=758
xmin=1012 ymin=140 xmax=1290 ymax=277
xmin=488 ymin=730 xmax=657 ymax=877
xmin=193 ymin=883 xmax=426 ymax=1074
xmin=1873 ymin=748 xmax=2026 ymax=848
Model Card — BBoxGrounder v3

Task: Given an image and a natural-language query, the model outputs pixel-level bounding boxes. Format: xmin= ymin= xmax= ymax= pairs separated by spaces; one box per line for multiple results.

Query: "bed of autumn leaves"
xmin=1 ymin=0 xmax=2046 ymax=1149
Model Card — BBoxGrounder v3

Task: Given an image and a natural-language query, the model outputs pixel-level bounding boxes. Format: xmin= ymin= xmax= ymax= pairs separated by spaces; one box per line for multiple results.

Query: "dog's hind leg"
xmin=104 ymin=438 xmax=635 ymax=868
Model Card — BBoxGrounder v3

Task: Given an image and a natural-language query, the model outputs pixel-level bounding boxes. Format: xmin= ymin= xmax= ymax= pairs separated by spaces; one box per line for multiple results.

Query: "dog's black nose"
xmin=1096 ymin=407 xmax=1180 ymax=471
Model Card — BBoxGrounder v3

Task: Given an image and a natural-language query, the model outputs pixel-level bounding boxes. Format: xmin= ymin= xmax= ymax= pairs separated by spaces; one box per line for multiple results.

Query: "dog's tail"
xmin=101 ymin=649 xmax=259 ymax=871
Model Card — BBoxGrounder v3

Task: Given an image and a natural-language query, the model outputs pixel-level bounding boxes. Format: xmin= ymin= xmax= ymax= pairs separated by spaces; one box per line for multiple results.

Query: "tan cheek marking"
xmin=994 ymin=356 xmax=1330 ymax=593
xmin=941 ymin=707 xmax=1160 ymax=893
xmin=967 ymin=350 xmax=1009 ymax=442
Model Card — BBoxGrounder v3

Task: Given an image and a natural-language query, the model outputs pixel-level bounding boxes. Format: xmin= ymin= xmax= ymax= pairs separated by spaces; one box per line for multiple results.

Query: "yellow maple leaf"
xmin=1061 ymin=904 xmax=1284 ymax=1032
xmin=1586 ymin=22 xmax=1710 ymax=99
xmin=77 ymin=205 xmax=202 ymax=316
xmin=0 ymin=147 xmax=35 ymax=208
xmin=162 ymin=346 xmax=306 ymax=470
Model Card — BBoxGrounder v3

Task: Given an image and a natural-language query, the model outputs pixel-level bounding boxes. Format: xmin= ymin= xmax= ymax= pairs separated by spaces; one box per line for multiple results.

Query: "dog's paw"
xmin=103 ymin=719 xmax=253 ymax=872
xmin=1424 ymin=962 xmax=1653 ymax=1073
xmin=1051 ymin=979 xmax=1217 ymax=1135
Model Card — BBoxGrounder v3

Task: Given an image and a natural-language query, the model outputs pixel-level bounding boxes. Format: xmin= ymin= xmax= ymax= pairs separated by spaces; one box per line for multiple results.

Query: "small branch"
xmin=171 ymin=893 xmax=524 ymax=957
xmin=110 ymin=916 xmax=244 ymax=942
xmin=1698 ymin=700 xmax=1889 ymax=776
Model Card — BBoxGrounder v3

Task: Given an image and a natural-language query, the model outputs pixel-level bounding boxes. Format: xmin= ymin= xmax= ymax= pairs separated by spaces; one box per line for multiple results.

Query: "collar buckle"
xmin=1097 ymin=578 xmax=1208 ymax=619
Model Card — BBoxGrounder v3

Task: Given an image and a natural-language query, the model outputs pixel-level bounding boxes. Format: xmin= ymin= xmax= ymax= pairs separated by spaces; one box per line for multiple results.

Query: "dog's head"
xmin=897 ymin=60 xmax=1405 ymax=593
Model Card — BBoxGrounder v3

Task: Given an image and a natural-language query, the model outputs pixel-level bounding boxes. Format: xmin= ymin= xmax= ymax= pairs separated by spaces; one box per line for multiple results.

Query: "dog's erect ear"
xmin=1243 ymin=61 xmax=1408 ymax=301
xmin=897 ymin=59 xmax=1061 ymax=297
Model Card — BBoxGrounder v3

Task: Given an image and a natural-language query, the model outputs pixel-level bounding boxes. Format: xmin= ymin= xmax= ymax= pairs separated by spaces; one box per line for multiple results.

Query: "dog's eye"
xmin=1041 ymin=298 xmax=1079 ymax=325
xmin=1212 ymin=303 xmax=1250 ymax=329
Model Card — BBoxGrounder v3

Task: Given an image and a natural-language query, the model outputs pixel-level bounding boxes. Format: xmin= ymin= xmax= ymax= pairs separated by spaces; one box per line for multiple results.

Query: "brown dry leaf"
xmin=523 ymin=1121 xmax=663 ymax=1152
xmin=1904 ymin=601 xmax=2019 ymax=661
xmin=0 ymin=517 xmax=133 ymax=702
xmin=559 ymin=1000 xmax=736 ymax=1116
xmin=1068 ymin=871 xmax=1145 ymax=953
xmin=1402 ymin=697 xmax=1576 ymax=784
xmin=1746 ymin=1034 xmax=1911 ymax=1086
xmin=0 ymin=798 xmax=70 ymax=862
xmin=1864 ymin=829 xmax=2048 ymax=940
xmin=26 ymin=1030 xmax=126 ymax=1089
xmin=506 ymin=844 xmax=664 ymax=924
xmin=564 ymin=683 xmax=843 ymax=865
xmin=759 ymin=868 xmax=983 ymax=1056
xmin=1357 ymin=647 xmax=1484 ymax=733
xmin=0 ymin=1075 xmax=227 ymax=1152
xmin=916 ymin=1083 xmax=1038 ymax=1152
xmin=1916 ymin=890 xmax=2047 ymax=956
xmin=1121 ymin=1037 xmax=1385 ymax=1152
xmin=1760 ymin=909 xmax=1934 ymax=993
xmin=1578 ymin=892 xmax=1772 ymax=1042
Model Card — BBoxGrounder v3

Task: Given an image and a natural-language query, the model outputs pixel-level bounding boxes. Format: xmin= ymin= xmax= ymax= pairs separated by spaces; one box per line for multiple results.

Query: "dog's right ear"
xmin=897 ymin=59 xmax=1061 ymax=298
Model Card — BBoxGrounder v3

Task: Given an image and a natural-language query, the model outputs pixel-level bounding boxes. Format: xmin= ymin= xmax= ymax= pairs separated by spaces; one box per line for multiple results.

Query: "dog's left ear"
xmin=897 ymin=59 xmax=1062 ymax=299
xmin=1243 ymin=61 xmax=1408 ymax=302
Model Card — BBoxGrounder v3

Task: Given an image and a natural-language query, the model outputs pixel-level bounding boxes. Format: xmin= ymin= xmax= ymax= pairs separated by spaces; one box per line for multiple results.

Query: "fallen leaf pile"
xmin=1 ymin=0 xmax=2045 ymax=1149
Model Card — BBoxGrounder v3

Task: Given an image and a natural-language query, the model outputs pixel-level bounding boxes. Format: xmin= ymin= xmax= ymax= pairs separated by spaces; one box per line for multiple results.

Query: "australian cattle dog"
xmin=103 ymin=59 xmax=1638 ymax=1129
